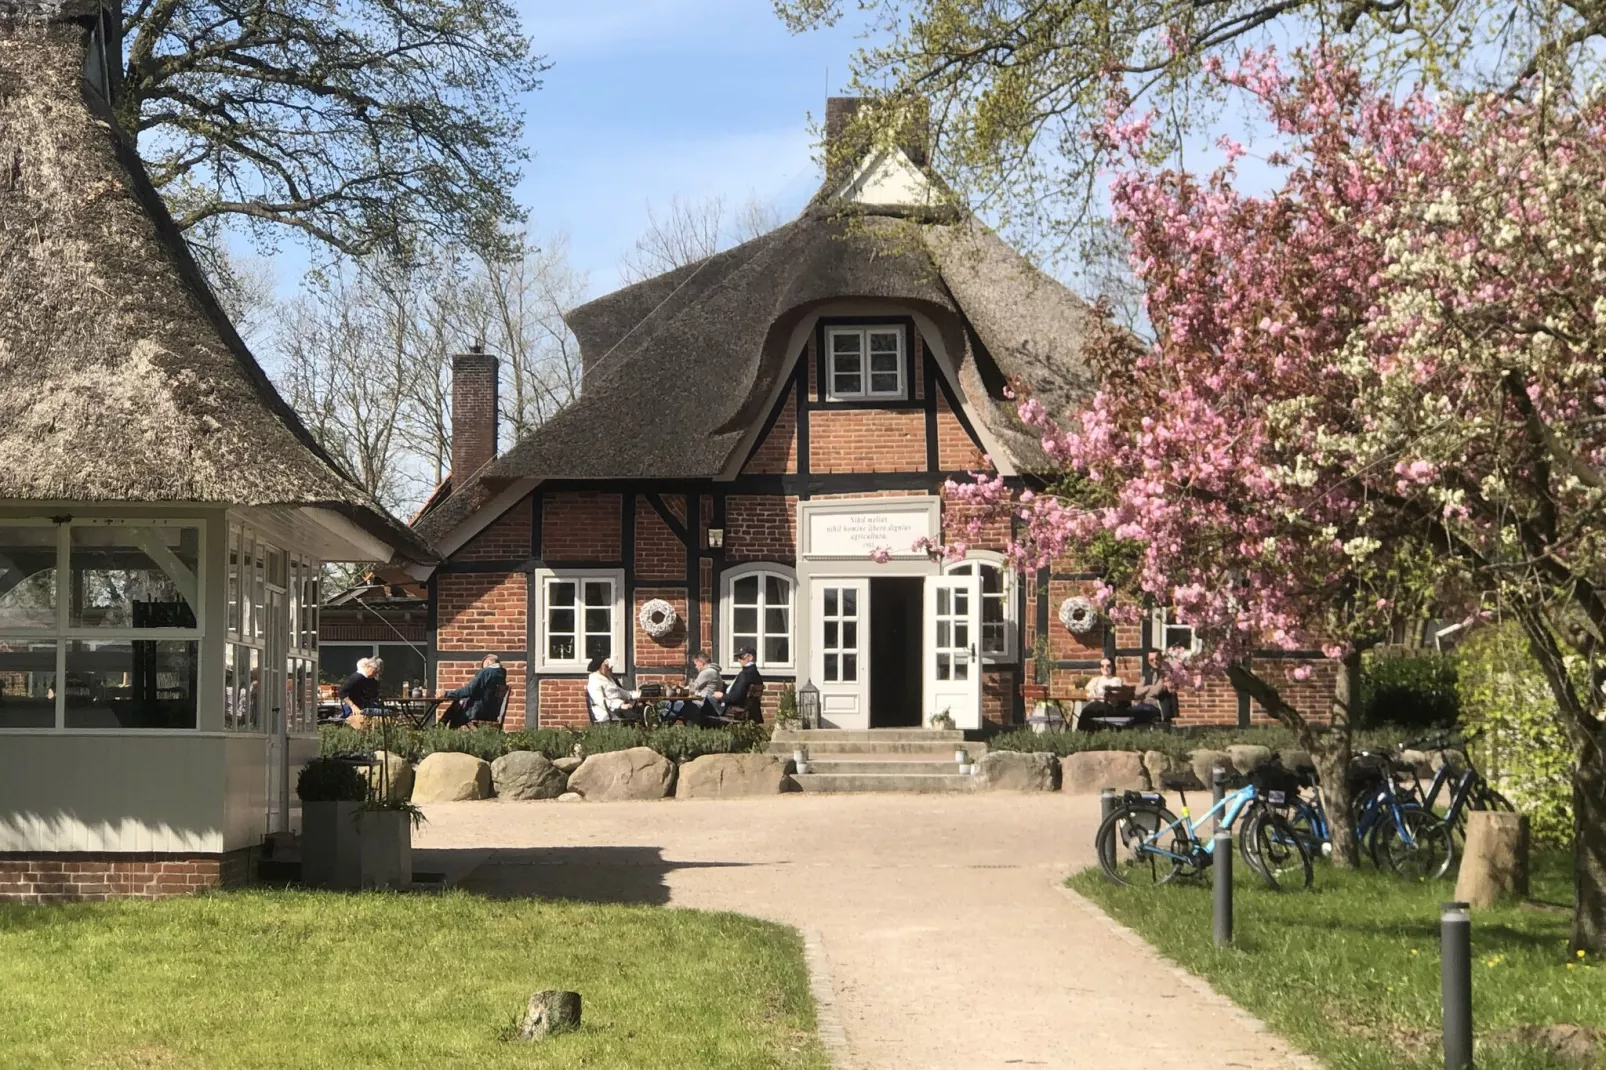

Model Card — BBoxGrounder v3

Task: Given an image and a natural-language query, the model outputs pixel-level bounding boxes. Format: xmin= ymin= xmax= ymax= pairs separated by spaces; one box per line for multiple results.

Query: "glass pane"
xmin=842 ymin=588 xmax=856 ymax=616
xmin=734 ymin=607 xmax=758 ymax=633
xmin=841 ymin=620 xmax=857 ymax=650
xmin=318 ymin=644 xmax=366 ymax=690
xmin=549 ymin=581 xmax=576 ymax=607
xmin=937 ymin=620 xmax=951 ymax=647
xmin=584 ymin=581 xmax=612 ymax=607
xmin=69 ymin=525 xmax=199 ymax=630
xmin=948 ymin=564 xmax=972 ymax=576
xmin=832 ymin=372 xmax=862 ymax=396
xmin=734 ymin=632 xmax=758 ymax=653
xmin=0 ymin=638 xmax=57 ymax=727
xmin=734 ymin=576 xmax=759 ymax=604
xmin=226 ymin=531 xmax=240 ymax=635
xmin=832 ymin=332 xmax=862 ymax=354
xmin=252 ymin=543 xmax=266 ymax=640
xmin=955 ymin=623 xmax=969 ymax=647
xmin=64 ymin=639 xmax=198 ymax=729
xmin=764 ymin=576 xmax=788 ymax=605
xmin=583 ymin=634 xmax=610 ymax=660
xmin=980 ymin=565 xmax=1004 ymax=595
xmin=937 ymin=653 xmax=950 ymax=680
xmin=937 ymin=588 xmax=950 ymax=615
xmin=870 ymin=372 xmax=900 ymax=394
xmin=584 ymin=607 xmax=610 ymax=633
xmin=823 ymin=653 xmax=837 ymax=682
xmin=764 ymin=637 xmax=789 ymax=664
xmin=983 ymin=623 xmax=1006 ymax=655
xmin=764 ymin=607 xmax=788 ymax=634
xmin=223 ymin=642 xmax=237 ymax=731
xmin=954 ymin=658 xmax=969 ymax=680
xmin=823 ymin=620 xmax=838 ymax=648
xmin=869 ymin=350 xmax=899 ymax=372
xmin=0 ymin=526 xmax=57 ymax=629
xmin=376 ymin=643 xmax=426 ymax=698
xmin=549 ymin=607 xmax=574 ymax=634
xmin=841 ymin=653 xmax=857 ymax=681
xmin=955 ymin=591 xmax=969 ymax=614
xmin=245 ymin=646 xmax=260 ymax=731
xmin=869 ymin=330 xmax=900 ymax=352
xmin=1166 ymin=625 xmax=1194 ymax=651
xmin=549 ymin=634 xmax=575 ymax=661
xmin=983 ymin=593 xmax=1006 ymax=623
xmin=824 ymin=589 xmax=837 ymax=617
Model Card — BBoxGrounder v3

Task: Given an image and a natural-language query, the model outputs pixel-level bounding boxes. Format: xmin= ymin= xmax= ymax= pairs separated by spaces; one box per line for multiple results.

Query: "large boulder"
xmin=492 ymin=751 xmax=568 ymax=801
xmin=1061 ymin=750 xmax=1147 ymax=794
xmin=1278 ymin=749 xmax=1316 ymax=774
xmin=552 ymin=756 xmax=584 ymax=775
xmin=977 ymin=751 xmax=1060 ymax=792
xmin=1189 ymin=749 xmax=1236 ymax=788
xmin=568 ymin=747 xmax=675 ymax=801
xmin=675 ymin=753 xmax=790 ymax=798
xmin=1226 ymin=745 xmax=1274 ymax=775
xmin=365 ymin=750 xmax=414 ymax=802
xmin=1399 ymin=749 xmax=1433 ymax=779
xmin=1143 ymin=750 xmax=1201 ymax=791
xmin=412 ymin=752 xmax=493 ymax=802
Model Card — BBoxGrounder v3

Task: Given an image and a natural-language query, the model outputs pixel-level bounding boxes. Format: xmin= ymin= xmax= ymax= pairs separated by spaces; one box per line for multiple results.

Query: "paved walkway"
xmin=414 ymin=793 xmax=1307 ymax=1070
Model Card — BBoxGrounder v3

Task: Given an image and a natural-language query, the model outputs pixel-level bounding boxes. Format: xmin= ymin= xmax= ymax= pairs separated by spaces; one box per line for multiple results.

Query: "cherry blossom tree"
xmin=950 ymin=52 xmax=1606 ymax=947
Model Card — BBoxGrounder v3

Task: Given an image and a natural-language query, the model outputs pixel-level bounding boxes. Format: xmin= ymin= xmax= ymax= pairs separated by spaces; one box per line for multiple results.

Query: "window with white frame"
xmin=826 ymin=325 xmax=906 ymax=401
xmin=0 ymin=518 xmax=202 ymax=731
xmin=942 ymin=554 xmax=1017 ymax=661
xmin=537 ymin=570 xmax=624 ymax=671
xmin=1152 ymin=607 xmax=1202 ymax=657
xmin=723 ymin=564 xmax=794 ymax=670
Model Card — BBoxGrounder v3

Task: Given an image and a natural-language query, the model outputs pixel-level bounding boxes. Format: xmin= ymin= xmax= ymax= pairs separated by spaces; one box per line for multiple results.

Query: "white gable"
xmin=833 ymin=146 xmax=937 ymax=208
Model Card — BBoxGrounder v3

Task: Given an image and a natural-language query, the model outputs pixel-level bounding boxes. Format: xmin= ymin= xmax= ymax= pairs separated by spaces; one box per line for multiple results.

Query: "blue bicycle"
xmin=1096 ymin=776 xmax=1313 ymax=891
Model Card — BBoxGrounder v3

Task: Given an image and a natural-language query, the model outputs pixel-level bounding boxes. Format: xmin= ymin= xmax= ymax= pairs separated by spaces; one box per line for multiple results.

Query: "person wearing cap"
xmin=715 ymin=646 xmax=764 ymax=722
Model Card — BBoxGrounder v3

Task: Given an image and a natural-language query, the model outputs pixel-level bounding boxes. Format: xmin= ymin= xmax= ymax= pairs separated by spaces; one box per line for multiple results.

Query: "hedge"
xmin=986 ymin=724 xmax=1415 ymax=759
xmin=319 ymin=721 xmax=771 ymax=764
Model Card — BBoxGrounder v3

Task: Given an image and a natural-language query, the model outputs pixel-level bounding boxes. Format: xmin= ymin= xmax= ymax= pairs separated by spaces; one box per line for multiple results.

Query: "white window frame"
xmin=0 ymin=517 xmax=205 ymax=732
xmin=825 ymin=325 xmax=907 ymax=401
xmin=1152 ymin=606 xmax=1203 ymax=659
xmin=534 ymin=568 xmax=625 ymax=673
xmin=941 ymin=551 xmax=1018 ymax=663
xmin=721 ymin=563 xmax=796 ymax=673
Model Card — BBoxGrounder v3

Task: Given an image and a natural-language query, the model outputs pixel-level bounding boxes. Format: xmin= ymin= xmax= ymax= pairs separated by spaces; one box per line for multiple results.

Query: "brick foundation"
xmin=0 ymin=848 xmax=255 ymax=904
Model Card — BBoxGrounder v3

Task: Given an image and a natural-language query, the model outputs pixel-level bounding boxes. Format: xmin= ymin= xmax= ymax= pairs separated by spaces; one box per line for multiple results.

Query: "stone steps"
xmin=768 ymin=728 xmax=988 ymax=793
xmin=767 ymin=740 xmax=989 ymax=758
xmin=772 ymin=728 xmax=966 ymax=743
xmin=803 ymin=759 xmax=963 ymax=776
xmin=791 ymin=771 xmax=981 ymax=794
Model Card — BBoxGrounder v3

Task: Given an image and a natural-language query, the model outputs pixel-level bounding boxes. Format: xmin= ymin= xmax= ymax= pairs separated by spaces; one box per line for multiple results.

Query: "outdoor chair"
xmin=470 ymin=683 xmax=510 ymax=729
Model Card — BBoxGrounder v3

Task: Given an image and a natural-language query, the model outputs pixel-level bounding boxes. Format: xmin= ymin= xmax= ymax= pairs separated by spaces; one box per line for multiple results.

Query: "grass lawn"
xmin=0 ymin=890 xmax=829 ymax=1070
xmin=1068 ymin=852 xmax=1603 ymax=1070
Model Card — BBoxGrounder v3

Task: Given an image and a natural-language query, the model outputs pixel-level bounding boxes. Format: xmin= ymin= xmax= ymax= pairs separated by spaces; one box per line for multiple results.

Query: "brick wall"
xmin=0 ymin=848 xmax=252 ymax=903
xmin=936 ymin=390 xmax=987 ymax=470
xmin=982 ymin=669 xmax=1016 ymax=727
xmin=635 ymin=499 xmax=685 ymax=581
xmin=438 ymin=658 xmax=528 ymax=729
xmin=436 ymin=573 xmax=526 ymax=652
xmin=538 ymin=677 xmax=588 ymax=729
xmin=808 ymin=409 xmax=926 ymax=472
xmin=454 ymin=500 xmax=530 ymax=561
xmin=744 ymin=384 xmax=799 ymax=474
xmin=724 ymin=495 xmax=798 ymax=563
xmin=941 ymin=499 xmax=1010 ymax=552
xmin=542 ymin=492 xmax=621 ymax=560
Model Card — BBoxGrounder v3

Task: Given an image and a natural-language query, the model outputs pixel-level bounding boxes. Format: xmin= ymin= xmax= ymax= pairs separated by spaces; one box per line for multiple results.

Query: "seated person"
xmin=1130 ymin=650 xmax=1177 ymax=725
xmin=666 ymin=651 xmax=722 ymax=725
xmin=586 ymin=656 xmax=644 ymax=723
xmin=337 ymin=657 xmax=383 ymax=730
xmin=1076 ymin=657 xmax=1124 ymax=730
xmin=714 ymin=647 xmax=763 ymax=722
xmin=439 ymin=654 xmax=507 ymax=728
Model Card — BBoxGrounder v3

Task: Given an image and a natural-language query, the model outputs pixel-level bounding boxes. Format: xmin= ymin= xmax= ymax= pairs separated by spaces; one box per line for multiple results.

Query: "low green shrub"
xmin=317 ymin=720 xmax=771 ymax=765
xmin=296 ymin=758 xmax=366 ymax=802
xmin=1358 ymin=649 xmax=1460 ymax=729
xmin=987 ymin=723 xmax=1412 ymax=759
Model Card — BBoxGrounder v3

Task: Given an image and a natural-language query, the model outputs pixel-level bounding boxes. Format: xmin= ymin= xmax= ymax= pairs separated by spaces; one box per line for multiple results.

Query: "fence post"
xmin=1212 ymin=764 xmax=1228 ymax=834
xmin=1100 ymin=787 xmax=1116 ymax=824
xmin=1441 ymin=901 xmax=1473 ymax=1070
xmin=1213 ymin=830 xmax=1234 ymax=946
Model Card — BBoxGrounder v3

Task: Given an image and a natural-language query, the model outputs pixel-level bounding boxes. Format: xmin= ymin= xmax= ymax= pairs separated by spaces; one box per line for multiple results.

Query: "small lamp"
xmin=797 ymin=679 xmax=820 ymax=730
xmin=706 ymin=527 xmax=725 ymax=548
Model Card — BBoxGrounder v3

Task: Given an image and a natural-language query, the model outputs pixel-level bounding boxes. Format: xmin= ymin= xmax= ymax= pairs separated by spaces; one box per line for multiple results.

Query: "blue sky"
xmin=500 ymin=1 xmax=869 ymax=294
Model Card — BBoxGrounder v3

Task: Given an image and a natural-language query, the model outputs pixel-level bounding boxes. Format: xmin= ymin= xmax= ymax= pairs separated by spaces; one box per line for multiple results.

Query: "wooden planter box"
xmin=301 ymin=803 xmax=411 ymax=890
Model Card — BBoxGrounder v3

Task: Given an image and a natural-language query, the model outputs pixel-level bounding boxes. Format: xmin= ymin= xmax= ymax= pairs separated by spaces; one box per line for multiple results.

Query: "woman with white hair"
xmin=337 ymin=656 xmax=383 ymax=730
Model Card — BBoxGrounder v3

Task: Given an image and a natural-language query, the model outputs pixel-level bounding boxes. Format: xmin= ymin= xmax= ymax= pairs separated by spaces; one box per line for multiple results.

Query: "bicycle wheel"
xmin=1245 ymin=810 xmax=1314 ymax=890
xmin=1096 ymin=803 xmax=1185 ymax=887
xmin=1372 ymin=807 xmax=1455 ymax=880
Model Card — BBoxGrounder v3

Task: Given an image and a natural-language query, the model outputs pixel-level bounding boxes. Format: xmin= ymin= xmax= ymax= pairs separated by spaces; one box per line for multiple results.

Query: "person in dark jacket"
xmin=439 ymin=655 xmax=507 ymax=728
xmin=715 ymin=647 xmax=764 ymax=721
xmin=337 ymin=657 xmax=383 ymax=729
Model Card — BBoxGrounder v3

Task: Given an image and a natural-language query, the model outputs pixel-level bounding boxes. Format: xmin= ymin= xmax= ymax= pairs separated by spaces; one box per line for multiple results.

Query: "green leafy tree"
xmin=120 ymin=0 xmax=545 ymax=263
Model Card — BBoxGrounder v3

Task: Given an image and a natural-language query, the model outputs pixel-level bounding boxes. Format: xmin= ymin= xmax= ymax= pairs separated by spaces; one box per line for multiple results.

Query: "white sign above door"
xmin=804 ymin=505 xmax=935 ymax=559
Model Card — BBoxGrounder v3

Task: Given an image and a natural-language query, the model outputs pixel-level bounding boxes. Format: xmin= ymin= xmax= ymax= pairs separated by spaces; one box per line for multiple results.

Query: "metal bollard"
xmin=1212 ymin=765 xmax=1228 ymax=834
xmin=1213 ymin=830 xmax=1234 ymax=946
xmin=1100 ymin=787 xmax=1117 ymax=824
xmin=1441 ymin=901 xmax=1473 ymax=1070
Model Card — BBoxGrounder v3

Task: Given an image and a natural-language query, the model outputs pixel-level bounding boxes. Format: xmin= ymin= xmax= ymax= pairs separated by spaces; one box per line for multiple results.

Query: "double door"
xmin=810 ymin=574 xmax=981 ymax=730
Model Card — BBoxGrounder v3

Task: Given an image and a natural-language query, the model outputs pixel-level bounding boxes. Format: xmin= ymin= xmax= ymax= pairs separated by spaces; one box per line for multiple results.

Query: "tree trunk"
xmin=1573 ymin=735 xmax=1606 ymax=953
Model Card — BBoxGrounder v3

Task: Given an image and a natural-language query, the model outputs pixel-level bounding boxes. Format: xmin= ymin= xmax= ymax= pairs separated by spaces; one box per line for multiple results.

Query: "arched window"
xmin=722 ymin=564 xmax=795 ymax=671
xmin=942 ymin=553 xmax=1017 ymax=661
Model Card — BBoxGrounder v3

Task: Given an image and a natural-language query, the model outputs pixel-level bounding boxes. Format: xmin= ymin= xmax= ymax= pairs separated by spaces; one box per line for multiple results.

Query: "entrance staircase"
xmin=769 ymin=728 xmax=986 ymax=794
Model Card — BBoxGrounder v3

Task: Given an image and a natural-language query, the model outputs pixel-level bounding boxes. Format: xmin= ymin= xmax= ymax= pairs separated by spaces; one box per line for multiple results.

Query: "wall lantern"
xmin=707 ymin=527 xmax=725 ymax=548
xmin=797 ymin=680 xmax=821 ymax=730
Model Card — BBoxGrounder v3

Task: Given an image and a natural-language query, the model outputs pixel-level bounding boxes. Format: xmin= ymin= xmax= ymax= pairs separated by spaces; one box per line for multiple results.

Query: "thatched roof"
xmin=417 ymin=131 xmax=1101 ymax=544
xmin=0 ymin=6 xmax=431 ymax=563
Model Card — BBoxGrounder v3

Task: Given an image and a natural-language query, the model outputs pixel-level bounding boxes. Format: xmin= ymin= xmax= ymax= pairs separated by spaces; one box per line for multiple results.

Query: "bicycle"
xmin=1399 ymin=731 xmax=1515 ymax=842
xmin=1096 ymin=778 xmax=1313 ymax=891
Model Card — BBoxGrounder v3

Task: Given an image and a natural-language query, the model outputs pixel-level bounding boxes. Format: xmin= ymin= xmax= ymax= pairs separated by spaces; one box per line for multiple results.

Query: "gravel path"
xmin=414 ymin=793 xmax=1309 ymax=1070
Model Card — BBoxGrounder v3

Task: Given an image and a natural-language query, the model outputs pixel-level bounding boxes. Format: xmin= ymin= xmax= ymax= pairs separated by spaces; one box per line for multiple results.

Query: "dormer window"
xmin=827 ymin=325 xmax=906 ymax=401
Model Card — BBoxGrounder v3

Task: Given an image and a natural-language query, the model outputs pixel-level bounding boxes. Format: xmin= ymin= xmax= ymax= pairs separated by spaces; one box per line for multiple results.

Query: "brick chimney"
xmin=450 ymin=347 xmax=499 ymax=482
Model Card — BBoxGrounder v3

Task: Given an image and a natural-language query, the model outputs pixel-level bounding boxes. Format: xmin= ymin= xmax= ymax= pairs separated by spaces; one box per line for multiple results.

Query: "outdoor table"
xmin=386 ymin=696 xmax=454 ymax=729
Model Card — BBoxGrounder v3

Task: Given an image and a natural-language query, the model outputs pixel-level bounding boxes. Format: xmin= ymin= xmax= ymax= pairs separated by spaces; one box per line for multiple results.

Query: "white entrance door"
xmin=265 ymin=587 xmax=289 ymax=833
xmin=924 ymin=574 xmax=982 ymax=730
xmin=812 ymin=579 xmax=869 ymax=729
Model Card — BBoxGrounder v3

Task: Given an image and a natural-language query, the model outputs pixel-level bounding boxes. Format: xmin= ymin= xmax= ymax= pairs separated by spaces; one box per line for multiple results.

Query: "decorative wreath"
xmin=638 ymin=598 xmax=678 ymax=639
xmin=1058 ymin=596 xmax=1100 ymax=634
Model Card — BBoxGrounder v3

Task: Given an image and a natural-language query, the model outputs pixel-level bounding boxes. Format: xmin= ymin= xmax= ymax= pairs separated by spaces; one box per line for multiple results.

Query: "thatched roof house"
xmin=0 ymin=0 xmax=428 ymax=901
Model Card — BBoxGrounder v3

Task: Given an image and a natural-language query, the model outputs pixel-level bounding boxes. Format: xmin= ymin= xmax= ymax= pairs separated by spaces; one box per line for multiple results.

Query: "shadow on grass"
xmin=432 ymin=846 xmax=761 ymax=906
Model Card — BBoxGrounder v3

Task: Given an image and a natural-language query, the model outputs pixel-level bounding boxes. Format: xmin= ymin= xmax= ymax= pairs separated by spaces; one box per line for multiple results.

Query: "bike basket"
xmin=1251 ymin=763 xmax=1304 ymax=798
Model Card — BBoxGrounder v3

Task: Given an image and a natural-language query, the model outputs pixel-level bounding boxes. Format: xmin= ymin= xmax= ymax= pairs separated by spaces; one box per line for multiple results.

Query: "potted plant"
xmin=1023 ymin=633 xmax=1053 ymax=711
xmin=298 ymin=758 xmax=365 ymax=889
xmin=355 ymin=795 xmax=422 ymax=891
xmin=774 ymin=683 xmax=800 ymax=730
xmin=929 ymin=708 xmax=956 ymax=731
